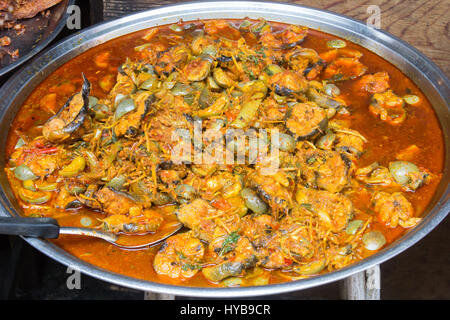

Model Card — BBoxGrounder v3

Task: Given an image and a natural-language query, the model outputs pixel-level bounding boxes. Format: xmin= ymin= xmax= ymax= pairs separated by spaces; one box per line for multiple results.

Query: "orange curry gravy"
xmin=5 ymin=20 xmax=444 ymax=287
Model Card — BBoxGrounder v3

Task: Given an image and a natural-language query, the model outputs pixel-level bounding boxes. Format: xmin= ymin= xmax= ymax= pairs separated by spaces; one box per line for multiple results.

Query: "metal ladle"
xmin=0 ymin=216 xmax=182 ymax=249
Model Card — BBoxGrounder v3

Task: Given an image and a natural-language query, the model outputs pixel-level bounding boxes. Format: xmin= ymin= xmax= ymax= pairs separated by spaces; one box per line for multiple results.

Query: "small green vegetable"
xmin=59 ymin=156 xmax=86 ymax=177
xmin=37 ymin=182 xmax=58 ymax=191
xmin=22 ymin=179 xmax=37 ymax=191
xmin=300 ymin=203 xmax=313 ymax=211
xmin=263 ymin=64 xmax=282 ymax=76
xmin=230 ymin=99 xmax=261 ymax=129
xmin=345 ymin=220 xmax=364 ymax=235
xmin=14 ymin=164 xmax=38 ymax=181
xmin=327 ymin=39 xmax=346 ymax=48
xmin=114 ymin=98 xmax=135 ymax=120
xmin=140 ymin=77 xmax=158 ymax=91
xmin=106 ymin=175 xmax=126 ymax=189
xmin=403 ymin=94 xmax=420 ymax=105
xmin=362 ymin=231 xmax=386 ymax=250
xmin=18 ymin=188 xmax=51 ymax=204
xmin=169 ymin=24 xmax=183 ymax=33
xmin=88 ymin=96 xmax=98 ymax=109
xmin=14 ymin=137 xmax=26 ymax=149
xmin=293 ymin=259 xmax=326 ymax=275
xmin=240 ymin=187 xmax=268 ymax=214
xmin=80 ymin=216 xmax=93 ymax=227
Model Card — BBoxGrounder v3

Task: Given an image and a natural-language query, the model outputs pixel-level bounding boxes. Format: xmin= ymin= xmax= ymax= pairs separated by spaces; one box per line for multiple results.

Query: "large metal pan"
xmin=0 ymin=1 xmax=448 ymax=298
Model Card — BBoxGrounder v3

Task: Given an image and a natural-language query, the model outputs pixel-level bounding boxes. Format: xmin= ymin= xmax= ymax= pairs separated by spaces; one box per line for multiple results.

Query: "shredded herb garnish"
xmin=247 ymin=55 xmax=259 ymax=64
xmin=219 ymin=231 xmax=240 ymax=256
xmin=181 ymin=263 xmax=202 ymax=271
xmin=176 ymin=250 xmax=187 ymax=260
xmin=306 ymin=155 xmax=317 ymax=164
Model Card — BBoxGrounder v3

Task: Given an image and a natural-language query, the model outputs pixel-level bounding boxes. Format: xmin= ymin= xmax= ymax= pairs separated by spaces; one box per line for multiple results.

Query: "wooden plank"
xmin=339 ymin=266 xmax=381 ymax=300
xmin=365 ymin=265 xmax=381 ymax=300
xmin=144 ymin=291 xmax=175 ymax=300
xmin=340 ymin=270 xmax=366 ymax=300
xmin=102 ymin=0 xmax=449 ymax=76
xmin=103 ymin=0 xmax=186 ymax=19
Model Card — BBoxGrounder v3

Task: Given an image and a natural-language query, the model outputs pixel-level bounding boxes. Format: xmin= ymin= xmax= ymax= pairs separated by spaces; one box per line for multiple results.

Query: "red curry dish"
xmin=4 ymin=19 xmax=444 ymax=287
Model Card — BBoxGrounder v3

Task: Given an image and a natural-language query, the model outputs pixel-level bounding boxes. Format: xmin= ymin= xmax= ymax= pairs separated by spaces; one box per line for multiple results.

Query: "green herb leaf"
xmin=247 ymin=55 xmax=259 ymax=64
xmin=306 ymin=155 xmax=317 ymax=164
xmin=219 ymin=231 xmax=240 ymax=256
xmin=331 ymin=73 xmax=344 ymax=81
xmin=181 ymin=263 xmax=202 ymax=271
xmin=176 ymin=250 xmax=187 ymax=260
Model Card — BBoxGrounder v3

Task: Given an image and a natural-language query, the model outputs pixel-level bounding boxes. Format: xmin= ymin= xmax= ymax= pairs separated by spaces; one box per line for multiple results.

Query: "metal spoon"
xmin=0 ymin=216 xmax=182 ymax=249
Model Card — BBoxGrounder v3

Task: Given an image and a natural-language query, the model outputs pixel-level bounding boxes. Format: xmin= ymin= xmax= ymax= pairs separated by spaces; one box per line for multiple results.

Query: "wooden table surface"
xmin=102 ymin=0 xmax=449 ymax=76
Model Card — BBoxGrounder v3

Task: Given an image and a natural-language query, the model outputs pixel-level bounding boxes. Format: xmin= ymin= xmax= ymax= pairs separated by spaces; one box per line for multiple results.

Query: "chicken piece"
xmin=158 ymin=165 xmax=187 ymax=186
xmin=25 ymin=153 xmax=60 ymax=177
xmin=108 ymin=72 xmax=135 ymax=101
xmin=204 ymin=20 xmax=241 ymax=40
xmin=202 ymin=235 xmax=257 ymax=282
xmin=371 ymin=191 xmax=420 ymax=228
xmin=0 ymin=36 xmax=11 ymax=46
xmin=259 ymin=31 xmax=282 ymax=49
xmin=42 ymin=74 xmax=90 ymax=143
xmin=354 ymin=72 xmax=390 ymax=94
xmin=395 ymin=144 xmax=420 ymax=162
xmin=355 ymin=162 xmax=395 ymax=186
xmin=153 ymin=231 xmax=205 ymax=280
xmin=259 ymin=25 xmax=307 ymax=50
xmin=334 ymin=128 xmax=366 ymax=158
xmin=175 ymin=198 xmax=219 ymax=242
xmin=101 ymin=207 xmax=163 ymax=234
xmin=279 ymin=25 xmax=308 ymax=49
xmin=240 ymin=214 xmax=279 ymax=247
xmin=263 ymin=97 xmax=286 ymax=121
xmin=369 ymin=90 xmax=406 ymax=125
xmin=295 ymin=186 xmax=354 ymax=232
xmin=95 ymin=187 xmax=137 ymax=216
xmin=247 ymin=170 xmax=293 ymax=213
xmin=285 ymin=102 xmax=328 ymax=141
xmin=114 ymin=92 xmax=155 ymax=137
xmin=256 ymin=214 xmax=318 ymax=270
xmin=323 ymin=57 xmax=367 ymax=81
xmin=200 ymin=171 xmax=242 ymax=200
xmin=155 ymin=44 xmax=190 ymax=75
xmin=297 ymin=148 xmax=352 ymax=193
xmin=320 ymin=48 xmax=363 ymax=63
xmin=268 ymin=70 xmax=308 ymax=96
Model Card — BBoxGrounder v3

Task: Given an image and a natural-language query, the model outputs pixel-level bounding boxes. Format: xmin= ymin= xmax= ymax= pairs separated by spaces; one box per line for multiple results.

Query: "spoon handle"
xmin=0 ymin=216 xmax=60 ymax=238
xmin=59 ymin=227 xmax=118 ymax=242
xmin=0 ymin=217 xmax=118 ymax=243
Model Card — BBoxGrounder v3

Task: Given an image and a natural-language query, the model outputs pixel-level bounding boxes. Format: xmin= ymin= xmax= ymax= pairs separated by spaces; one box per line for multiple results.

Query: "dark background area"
xmin=0 ymin=0 xmax=448 ymax=300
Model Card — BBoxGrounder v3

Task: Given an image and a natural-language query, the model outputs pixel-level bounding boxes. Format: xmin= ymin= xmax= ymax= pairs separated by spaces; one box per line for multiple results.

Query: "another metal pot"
xmin=0 ymin=0 xmax=75 ymax=76
xmin=0 ymin=2 xmax=448 ymax=298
